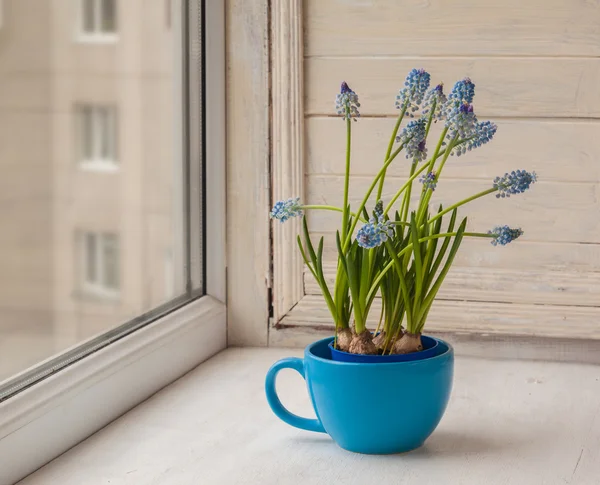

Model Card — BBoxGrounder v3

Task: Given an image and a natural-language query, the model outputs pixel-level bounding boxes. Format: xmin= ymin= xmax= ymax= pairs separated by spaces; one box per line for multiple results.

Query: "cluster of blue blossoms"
xmin=269 ymin=197 xmax=303 ymax=222
xmin=356 ymin=214 xmax=395 ymax=249
xmin=395 ymin=68 xmax=431 ymax=117
xmin=335 ymin=82 xmax=361 ymax=121
xmin=396 ymin=118 xmax=427 ymax=162
xmin=488 ymin=225 xmax=524 ymax=246
xmin=421 ymin=83 xmax=447 ymax=122
xmin=419 ymin=171 xmax=437 ymax=191
xmin=268 ymin=73 xmax=538 ymax=251
xmin=493 ymin=170 xmax=538 ymax=198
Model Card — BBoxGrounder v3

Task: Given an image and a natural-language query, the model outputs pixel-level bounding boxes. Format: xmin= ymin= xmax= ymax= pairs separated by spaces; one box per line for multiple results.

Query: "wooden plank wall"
xmin=292 ymin=0 xmax=600 ymax=337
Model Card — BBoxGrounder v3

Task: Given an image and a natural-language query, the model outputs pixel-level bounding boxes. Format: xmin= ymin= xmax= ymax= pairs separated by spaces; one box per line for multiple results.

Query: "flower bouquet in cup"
xmin=270 ymin=69 xmax=536 ymax=356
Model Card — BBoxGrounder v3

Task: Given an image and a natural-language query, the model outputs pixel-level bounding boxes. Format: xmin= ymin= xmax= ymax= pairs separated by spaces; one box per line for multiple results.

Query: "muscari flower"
xmin=422 ymin=83 xmax=447 ymax=121
xmin=488 ymin=225 xmax=524 ymax=246
xmin=419 ymin=171 xmax=437 ymax=191
xmin=396 ymin=118 xmax=427 ymax=162
xmin=448 ymin=77 xmax=475 ymax=105
xmin=270 ymin=197 xmax=303 ymax=222
xmin=356 ymin=209 xmax=394 ymax=249
xmin=493 ymin=170 xmax=537 ymax=198
xmin=335 ymin=82 xmax=360 ymax=121
xmin=453 ymin=120 xmax=498 ymax=156
xmin=446 ymin=102 xmax=478 ymax=142
xmin=395 ymin=68 xmax=431 ymax=117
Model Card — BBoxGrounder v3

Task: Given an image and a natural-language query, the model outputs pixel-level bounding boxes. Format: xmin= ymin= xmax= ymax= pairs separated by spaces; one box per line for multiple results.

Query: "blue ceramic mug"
xmin=265 ymin=336 xmax=454 ymax=454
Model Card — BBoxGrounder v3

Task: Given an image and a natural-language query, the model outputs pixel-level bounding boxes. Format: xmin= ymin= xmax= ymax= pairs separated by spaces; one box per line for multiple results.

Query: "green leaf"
xmin=418 ymin=217 xmax=467 ymax=328
xmin=410 ymin=212 xmax=423 ymax=308
xmin=426 ymin=208 xmax=457 ymax=288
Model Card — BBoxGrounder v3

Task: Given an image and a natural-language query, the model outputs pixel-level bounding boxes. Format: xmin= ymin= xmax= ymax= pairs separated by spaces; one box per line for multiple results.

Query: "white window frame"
xmin=0 ymin=2 xmax=226 ymax=483
xmin=76 ymin=0 xmax=118 ymax=44
xmin=79 ymin=231 xmax=121 ymax=299
xmin=76 ymin=103 xmax=119 ymax=172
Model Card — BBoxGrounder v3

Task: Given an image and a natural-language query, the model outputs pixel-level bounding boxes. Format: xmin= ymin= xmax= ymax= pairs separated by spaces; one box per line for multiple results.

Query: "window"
xmin=79 ymin=0 xmax=117 ymax=40
xmin=76 ymin=104 xmax=118 ymax=170
xmin=0 ymin=1 xmax=225 ymax=482
xmin=80 ymin=232 xmax=120 ymax=298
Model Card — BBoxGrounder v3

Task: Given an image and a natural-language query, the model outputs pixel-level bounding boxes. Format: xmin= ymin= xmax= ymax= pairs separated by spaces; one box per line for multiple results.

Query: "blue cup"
xmin=265 ymin=336 xmax=454 ymax=454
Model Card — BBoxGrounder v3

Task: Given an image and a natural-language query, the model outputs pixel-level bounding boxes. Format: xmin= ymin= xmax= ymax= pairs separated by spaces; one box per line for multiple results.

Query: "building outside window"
xmin=79 ymin=0 xmax=117 ymax=40
xmin=76 ymin=104 xmax=118 ymax=171
xmin=80 ymin=231 xmax=120 ymax=298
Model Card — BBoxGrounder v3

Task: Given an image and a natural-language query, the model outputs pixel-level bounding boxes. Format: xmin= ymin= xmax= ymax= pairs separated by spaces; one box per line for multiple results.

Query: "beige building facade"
xmin=0 ymin=0 xmax=182 ymax=379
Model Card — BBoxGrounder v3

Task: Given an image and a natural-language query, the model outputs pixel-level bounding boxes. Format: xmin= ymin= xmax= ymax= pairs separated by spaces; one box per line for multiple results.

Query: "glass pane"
xmin=79 ymin=105 xmax=94 ymax=161
xmin=100 ymin=0 xmax=117 ymax=33
xmin=84 ymin=233 xmax=98 ymax=283
xmin=82 ymin=0 xmax=95 ymax=33
xmin=0 ymin=0 xmax=204 ymax=391
xmin=102 ymin=233 xmax=120 ymax=290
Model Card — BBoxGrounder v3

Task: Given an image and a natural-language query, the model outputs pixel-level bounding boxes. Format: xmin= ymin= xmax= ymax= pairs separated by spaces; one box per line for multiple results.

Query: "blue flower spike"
xmin=419 ymin=171 xmax=437 ymax=191
xmin=489 ymin=225 xmax=524 ymax=246
xmin=395 ymin=68 xmax=431 ymax=117
xmin=396 ymin=118 xmax=427 ymax=162
xmin=422 ymin=83 xmax=447 ymax=121
xmin=446 ymin=101 xmax=478 ymax=142
xmin=356 ymin=201 xmax=394 ymax=249
xmin=335 ymin=82 xmax=360 ymax=121
xmin=270 ymin=197 xmax=303 ymax=222
xmin=493 ymin=170 xmax=537 ymax=198
xmin=448 ymin=77 xmax=476 ymax=105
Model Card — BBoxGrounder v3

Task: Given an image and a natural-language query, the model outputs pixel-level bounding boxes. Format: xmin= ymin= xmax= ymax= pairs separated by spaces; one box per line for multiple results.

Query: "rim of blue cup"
xmin=308 ymin=336 xmax=453 ymax=365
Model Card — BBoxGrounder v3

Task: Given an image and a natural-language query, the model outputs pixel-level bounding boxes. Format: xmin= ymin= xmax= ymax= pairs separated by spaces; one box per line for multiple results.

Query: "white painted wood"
xmin=279 ymin=295 xmax=600 ymax=339
xmin=306 ymin=176 xmax=600 ymax=243
xmin=271 ymin=0 xmax=305 ymax=321
xmin=205 ymin=0 xmax=226 ymax=302
xmin=226 ymin=0 xmax=270 ymax=345
xmin=269 ymin=326 xmax=600 ymax=365
xmin=305 ymin=57 xmax=600 ymax=118
xmin=305 ymin=0 xmax=600 ymax=57
xmin=0 ymin=296 xmax=226 ymax=485
xmin=304 ymin=262 xmax=600 ymax=307
xmin=306 ymin=118 xmax=600 ymax=182
xmin=17 ymin=348 xmax=600 ymax=484
xmin=309 ymin=235 xmax=600 ymax=273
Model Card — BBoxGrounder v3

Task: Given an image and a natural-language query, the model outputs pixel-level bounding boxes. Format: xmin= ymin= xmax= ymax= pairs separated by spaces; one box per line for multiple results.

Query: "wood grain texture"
xmin=306 ymin=176 xmax=600 ymax=243
xmin=305 ymin=57 xmax=600 ymax=118
xmin=306 ymin=118 xmax=600 ymax=182
xmin=271 ymin=0 xmax=305 ymax=321
xmin=309 ymin=235 xmax=600 ymax=273
xmin=280 ymin=295 xmax=600 ymax=339
xmin=304 ymin=262 xmax=600 ymax=307
xmin=226 ymin=0 xmax=269 ymax=346
xmin=305 ymin=0 xmax=600 ymax=57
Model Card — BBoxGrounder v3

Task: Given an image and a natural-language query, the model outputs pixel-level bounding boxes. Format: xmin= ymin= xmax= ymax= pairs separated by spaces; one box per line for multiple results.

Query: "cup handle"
xmin=265 ymin=357 xmax=325 ymax=433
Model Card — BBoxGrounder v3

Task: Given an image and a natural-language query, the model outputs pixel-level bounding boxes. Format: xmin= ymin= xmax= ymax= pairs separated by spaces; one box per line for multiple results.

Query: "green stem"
xmin=342 ymin=144 xmax=405 ymax=251
xmin=416 ymin=133 xmax=459 ymax=226
xmin=366 ymin=231 xmax=493 ymax=302
xmin=428 ymin=187 xmax=498 ymax=226
xmin=377 ymin=106 xmax=407 ymax=200
xmin=382 ymin=162 xmax=429 ymax=216
xmin=300 ymin=205 xmax=367 ymax=222
xmin=341 ymin=118 xmax=352 ymax=241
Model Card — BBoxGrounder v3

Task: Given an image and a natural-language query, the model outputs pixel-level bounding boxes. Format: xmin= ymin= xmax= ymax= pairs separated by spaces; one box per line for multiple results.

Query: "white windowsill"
xmin=15 ymin=346 xmax=600 ymax=484
xmin=0 ymin=295 xmax=226 ymax=485
xmin=79 ymin=160 xmax=120 ymax=173
xmin=75 ymin=33 xmax=119 ymax=44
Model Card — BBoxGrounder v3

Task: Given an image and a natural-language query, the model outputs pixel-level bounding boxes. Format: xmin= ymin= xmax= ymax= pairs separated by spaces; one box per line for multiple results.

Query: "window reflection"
xmin=0 ymin=0 xmax=184 ymax=381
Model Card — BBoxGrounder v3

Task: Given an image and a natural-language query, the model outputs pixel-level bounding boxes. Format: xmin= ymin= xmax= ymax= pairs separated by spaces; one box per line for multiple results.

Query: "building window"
xmin=79 ymin=0 xmax=117 ymax=41
xmin=80 ymin=232 xmax=120 ymax=298
xmin=76 ymin=104 xmax=118 ymax=171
